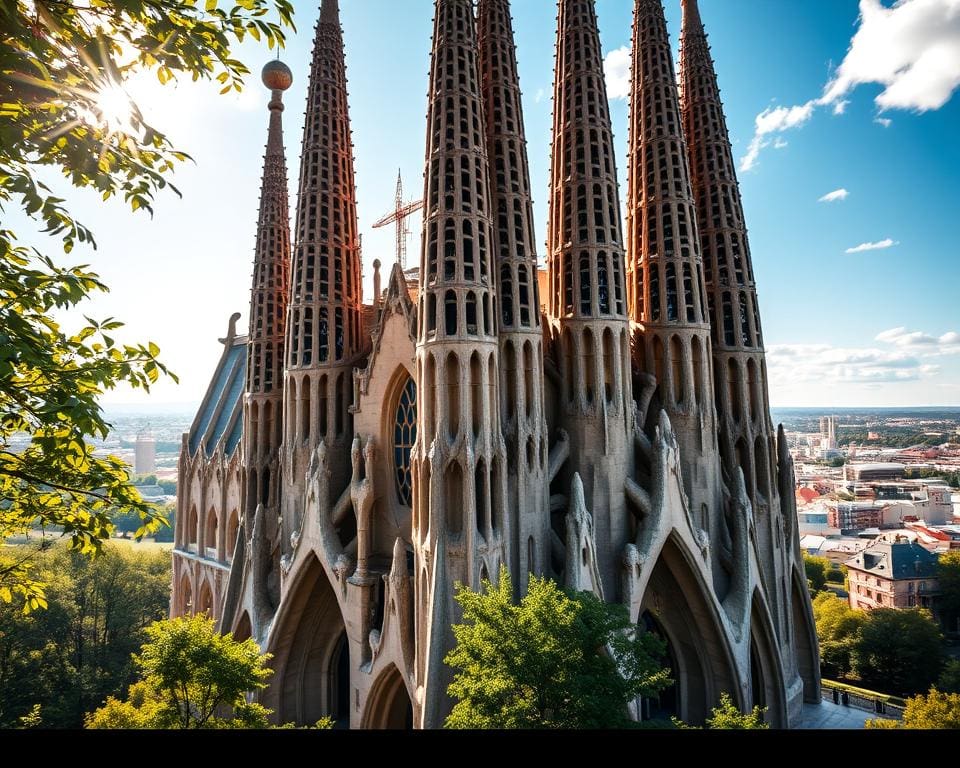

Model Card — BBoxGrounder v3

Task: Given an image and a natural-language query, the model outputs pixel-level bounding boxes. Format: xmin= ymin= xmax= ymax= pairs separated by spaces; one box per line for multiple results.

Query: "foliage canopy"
xmin=0 ymin=0 xmax=293 ymax=609
xmin=444 ymin=568 xmax=671 ymax=729
xmin=85 ymin=614 xmax=273 ymax=729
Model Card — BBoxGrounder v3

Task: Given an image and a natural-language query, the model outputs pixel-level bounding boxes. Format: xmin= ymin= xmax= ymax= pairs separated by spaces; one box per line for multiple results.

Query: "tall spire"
xmin=282 ymin=0 xmax=364 ymax=547
xmin=248 ymin=60 xmax=292 ymax=403
xmin=412 ymin=0 xmax=508 ymax=729
xmin=547 ymin=0 xmax=634 ymax=596
xmin=679 ymin=0 xmax=788 ymax=633
xmin=479 ymin=0 xmax=549 ymax=597
xmin=244 ymin=60 xmax=292 ymax=520
xmin=226 ymin=59 xmax=293 ymax=634
xmin=625 ymin=0 xmax=720 ymax=530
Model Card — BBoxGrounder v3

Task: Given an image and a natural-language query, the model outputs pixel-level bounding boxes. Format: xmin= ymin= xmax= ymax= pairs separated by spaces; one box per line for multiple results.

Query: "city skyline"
xmin=13 ymin=0 xmax=959 ymax=408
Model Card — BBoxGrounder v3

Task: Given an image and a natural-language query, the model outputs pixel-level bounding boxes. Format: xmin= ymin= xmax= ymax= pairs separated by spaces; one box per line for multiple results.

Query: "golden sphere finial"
xmin=262 ymin=60 xmax=293 ymax=92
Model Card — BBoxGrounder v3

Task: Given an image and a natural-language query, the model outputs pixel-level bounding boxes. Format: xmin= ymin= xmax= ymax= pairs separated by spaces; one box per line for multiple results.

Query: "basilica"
xmin=170 ymin=0 xmax=820 ymax=728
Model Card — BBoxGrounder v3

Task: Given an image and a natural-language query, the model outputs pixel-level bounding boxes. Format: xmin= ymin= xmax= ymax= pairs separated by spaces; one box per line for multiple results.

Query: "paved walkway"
xmin=797 ymin=701 xmax=892 ymax=729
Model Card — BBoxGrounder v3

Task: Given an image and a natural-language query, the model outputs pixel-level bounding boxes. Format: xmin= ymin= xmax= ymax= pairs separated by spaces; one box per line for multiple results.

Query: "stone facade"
xmin=171 ymin=0 xmax=820 ymax=729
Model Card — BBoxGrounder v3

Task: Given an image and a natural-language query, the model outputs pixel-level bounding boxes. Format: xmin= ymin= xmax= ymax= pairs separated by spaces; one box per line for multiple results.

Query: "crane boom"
xmin=371 ymin=170 xmax=423 ymax=268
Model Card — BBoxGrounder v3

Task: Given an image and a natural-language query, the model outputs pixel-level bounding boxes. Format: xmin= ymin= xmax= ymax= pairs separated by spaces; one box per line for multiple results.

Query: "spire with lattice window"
xmin=625 ymin=0 xmax=721 ymax=539
xmin=546 ymin=0 xmax=634 ymax=597
xmin=281 ymin=0 xmax=365 ymax=550
xmin=479 ymin=0 xmax=549 ymax=596
xmin=241 ymin=58 xmax=293 ymax=579
xmin=412 ymin=0 xmax=508 ymax=728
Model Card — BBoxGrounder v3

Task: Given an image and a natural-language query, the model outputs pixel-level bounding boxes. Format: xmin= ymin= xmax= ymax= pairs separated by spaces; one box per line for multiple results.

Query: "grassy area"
xmin=106 ymin=537 xmax=174 ymax=553
xmin=3 ymin=531 xmax=173 ymax=552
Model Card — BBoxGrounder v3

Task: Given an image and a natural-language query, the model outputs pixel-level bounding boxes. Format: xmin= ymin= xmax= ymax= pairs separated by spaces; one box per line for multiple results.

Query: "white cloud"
xmin=875 ymin=116 xmax=893 ymax=127
xmin=740 ymin=101 xmax=816 ymax=171
xmin=535 ymin=88 xmax=546 ymax=104
xmin=741 ymin=0 xmax=960 ymax=170
xmin=774 ymin=137 xmax=789 ymax=149
xmin=819 ymin=188 xmax=849 ymax=203
xmin=768 ymin=325 xmax=960 ymax=388
xmin=876 ymin=327 xmax=939 ymax=345
xmin=603 ymin=46 xmax=631 ymax=101
xmin=822 ymin=0 xmax=960 ymax=111
xmin=845 ymin=238 xmax=898 ymax=253
xmin=940 ymin=331 xmax=960 ymax=345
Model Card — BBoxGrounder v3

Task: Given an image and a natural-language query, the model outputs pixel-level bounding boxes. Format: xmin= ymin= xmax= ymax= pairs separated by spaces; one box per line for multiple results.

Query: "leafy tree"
xmin=0 ymin=542 xmax=170 ymax=727
xmin=867 ymin=689 xmax=960 ymax=729
xmin=152 ymin=504 xmax=176 ymax=543
xmin=825 ymin=564 xmax=846 ymax=585
xmin=157 ymin=479 xmax=177 ymax=495
xmin=812 ymin=592 xmax=865 ymax=679
xmin=855 ymin=609 xmax=944 ymax=696
xmin=705 ymin=693 xmax=768 ymax=729
xmin=111 ymin=509 xmax=143 ymax=537
xmin=444 ymin=568 xmax=671 ymax=729
xmin=0 ymin=0 xmax=294 ymax=609
xmin=804 ymin=554 xmax=831 ymax=594
xmin=937 ymin=551 xmax=960 ymax=634
xmin=938 ymin=660 xmax=960 ymax=695
xmin=86 ymin=615 xmax=272 ymax=729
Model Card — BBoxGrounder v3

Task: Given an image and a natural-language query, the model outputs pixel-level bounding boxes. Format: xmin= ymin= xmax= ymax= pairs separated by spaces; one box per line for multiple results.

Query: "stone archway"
xmin=178 ymin=572 xmax=193 ymax=616
xmin=791 ymin=569 xmax=820 ymax=703
xmin=234 ymin=611 xmax=252 ymax=643
xmin=197 ymin=579 xmax=214 ymax=616
xmin=749 ymin=592 xmax=787 ymax=727
xmin=362 ymin=664 xmax=414 ymax=730
xmin=640 ymin=535 xmax=739 ymax=725
xmin=266 ymin=557 xmax=349 ymax=727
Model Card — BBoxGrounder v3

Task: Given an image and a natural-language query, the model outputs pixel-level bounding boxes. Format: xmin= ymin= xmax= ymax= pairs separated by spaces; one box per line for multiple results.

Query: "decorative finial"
xmin=262 ymin=59 xmax=293 ymax=93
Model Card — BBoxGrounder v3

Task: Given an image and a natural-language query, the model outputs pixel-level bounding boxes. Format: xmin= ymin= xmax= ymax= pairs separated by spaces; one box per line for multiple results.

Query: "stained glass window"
xmin=394 ymin=377 xmax=417 ymax=507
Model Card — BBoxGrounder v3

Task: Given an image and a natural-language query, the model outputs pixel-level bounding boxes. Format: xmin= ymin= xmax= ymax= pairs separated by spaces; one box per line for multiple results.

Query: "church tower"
xmin=413 ymin=0 xmax=508 ymax=728
xmin=679 ymin=0 xmax=775 ymax=554
xmin=547 ymin=0 xmax=634 ymax=597
xmin=240 ymin=59 xmax=292 ymax=610
xmin=282 ymin=0 xmax=364 ymax=550
xmin=478 ymin=0 xmax=549 ymax=595
xmin=679 ymin=0 xmax=817 ymax=688
xmin=625 ymin=0 xmax=720 ymax=546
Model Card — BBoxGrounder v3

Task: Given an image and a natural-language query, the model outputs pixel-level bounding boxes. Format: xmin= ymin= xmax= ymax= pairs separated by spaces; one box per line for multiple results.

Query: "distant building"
xmin=845 ymin=463 xmax=906 ymax=482
xmin=134 ymin=432 xmax=157 ymax=475
xmin=828 ymin=502 xmax=883 ymax=532
xmin=819 ymin=416 xmax=838 ymax=454
xmin=846 ymin=535 xmax=939 ymax=613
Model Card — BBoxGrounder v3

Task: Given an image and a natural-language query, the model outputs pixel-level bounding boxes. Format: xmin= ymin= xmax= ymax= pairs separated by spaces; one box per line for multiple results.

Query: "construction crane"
xmin=372 ymin=170 xmax=423 ymax=269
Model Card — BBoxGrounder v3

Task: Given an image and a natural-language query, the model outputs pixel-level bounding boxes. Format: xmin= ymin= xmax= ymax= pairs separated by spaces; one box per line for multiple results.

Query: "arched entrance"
xmin=234 ymin=611 xmax=252 ymax=643
xmin=639 ymin=535 xmax=739 ymax=725
xmin=363 ymin=664 xmax=414 ymax=729
xmin=639 ymin=611 xmax=679 ymax=721
xmin=791 ymin=570 xmax=820 ymax=703
xmin=749 ymin=592 xmax=786 ymax=727
xmin=178 ymin=572 xmax=193 ymax=616
xmin=197 ymin=579 xmax=213 ymax=616
xmin=267 ymin=557 xmax=350 ymax=727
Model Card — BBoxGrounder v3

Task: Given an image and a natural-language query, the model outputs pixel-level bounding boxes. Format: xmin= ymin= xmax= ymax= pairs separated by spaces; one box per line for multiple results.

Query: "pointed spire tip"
xmin=681 ymin=0 xmax=704 ymax=34
xmin=320 ymin=0 xmax=340 ymax=25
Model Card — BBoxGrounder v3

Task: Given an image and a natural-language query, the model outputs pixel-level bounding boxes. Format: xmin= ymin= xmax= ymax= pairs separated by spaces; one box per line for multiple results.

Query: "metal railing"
xmin=821 ymin=680 xmax=905 ymax=720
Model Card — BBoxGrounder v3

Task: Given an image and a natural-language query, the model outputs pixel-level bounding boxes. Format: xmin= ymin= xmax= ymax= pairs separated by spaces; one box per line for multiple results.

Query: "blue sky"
xmin=18 ymin=0 xmax=960 ymax=408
